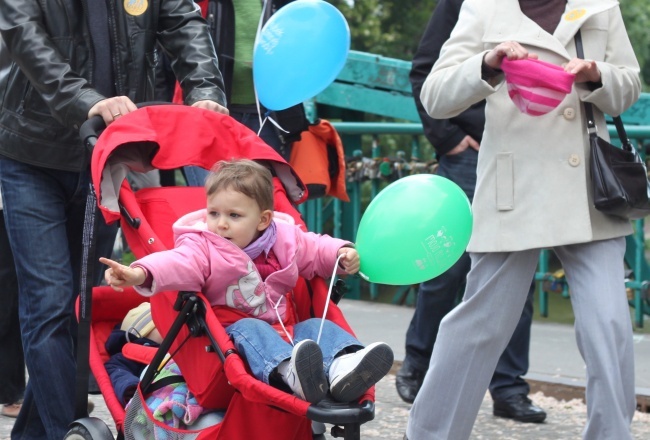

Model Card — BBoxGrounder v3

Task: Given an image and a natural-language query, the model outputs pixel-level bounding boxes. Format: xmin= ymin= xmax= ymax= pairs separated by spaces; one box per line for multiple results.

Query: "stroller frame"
xmin=67 ymin=105 xmax=379 ymax=440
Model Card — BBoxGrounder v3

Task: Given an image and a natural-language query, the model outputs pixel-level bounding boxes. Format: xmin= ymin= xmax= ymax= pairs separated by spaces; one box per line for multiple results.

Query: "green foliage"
xmin=328 ymin=0 xmax=437 ymax=59
xmin=620 ymin=0 xmax=650 ymax=90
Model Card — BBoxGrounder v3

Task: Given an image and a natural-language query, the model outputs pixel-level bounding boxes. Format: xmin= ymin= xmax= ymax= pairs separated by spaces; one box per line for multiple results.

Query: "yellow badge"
xmin=124 ymin=0 xmax=148 ymax=16
xmin=564 ymin=9 xmax=586 ymax=22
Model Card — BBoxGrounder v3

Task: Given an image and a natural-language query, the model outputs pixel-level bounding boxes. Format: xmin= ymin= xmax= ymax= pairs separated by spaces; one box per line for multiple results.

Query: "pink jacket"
xmin=133 ymin=210 xmax=350 ymax=325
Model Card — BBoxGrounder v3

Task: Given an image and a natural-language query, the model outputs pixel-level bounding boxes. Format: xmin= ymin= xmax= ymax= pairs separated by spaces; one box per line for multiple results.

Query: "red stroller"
xmin=67 ymin=105 xmax=377 ymax=440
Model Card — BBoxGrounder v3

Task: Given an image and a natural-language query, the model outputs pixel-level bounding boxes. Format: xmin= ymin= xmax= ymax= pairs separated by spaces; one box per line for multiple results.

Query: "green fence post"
xmin=537 ymin=250 xmax=549 ymax=317
xmin=341 ymin=134 xmax=363 ymax=299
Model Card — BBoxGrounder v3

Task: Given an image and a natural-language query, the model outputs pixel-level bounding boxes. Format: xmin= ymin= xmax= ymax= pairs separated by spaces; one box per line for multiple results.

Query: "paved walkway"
xmin=339 ymin=299 xmax=650 ymax=394
xmin=2 ymin=300 xmax=649 ymax=439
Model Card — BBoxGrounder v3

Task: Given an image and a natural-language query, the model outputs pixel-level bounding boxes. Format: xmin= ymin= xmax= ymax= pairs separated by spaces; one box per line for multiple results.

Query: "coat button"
xmin=563 ymin=108 xmax=576 ymax=120
xmin=569 ymin=154 xmax=580 ymax=166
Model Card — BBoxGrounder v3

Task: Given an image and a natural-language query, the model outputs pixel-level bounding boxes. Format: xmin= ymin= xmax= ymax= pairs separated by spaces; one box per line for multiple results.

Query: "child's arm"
xmin=337 ymin=247 xmax=360 ymax=275
xmin=99 ymin=257 xmax=146 ymax=292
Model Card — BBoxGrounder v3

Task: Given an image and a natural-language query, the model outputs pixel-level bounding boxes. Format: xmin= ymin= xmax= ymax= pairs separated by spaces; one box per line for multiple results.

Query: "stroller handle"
xmin=79 ymin=116 xmax=106 ymax=153
xmin=79 ymin=101 xmax=176 ymax=153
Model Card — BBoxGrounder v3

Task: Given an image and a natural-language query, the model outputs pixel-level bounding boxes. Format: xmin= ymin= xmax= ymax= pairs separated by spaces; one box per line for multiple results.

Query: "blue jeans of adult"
xmin=404 ymin=148 xmax=534 ymax=401
xmin=226 ymin=318 xmax=362 ymax=384
xmin=0 ymin=157 xmax=116 ymax=440
xmin=184 ymin=108 xmax=283 ymax=186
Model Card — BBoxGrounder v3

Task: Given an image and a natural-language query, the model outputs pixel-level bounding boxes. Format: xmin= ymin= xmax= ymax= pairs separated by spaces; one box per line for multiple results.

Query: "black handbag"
xmin=576 ymin=32 xmax=650 ymax=220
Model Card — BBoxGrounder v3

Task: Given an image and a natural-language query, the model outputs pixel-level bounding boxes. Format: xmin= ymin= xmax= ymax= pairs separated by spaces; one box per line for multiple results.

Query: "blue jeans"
xmin=226 ymin=318 xmax=362 ymax=384
xmin=0 ymin=157 xmax=116 ymax=440
xmin=405 ymin=147 xmax=534 ymax=401
xmin=436 ymin=147 xmax=478 ymax=201
xmin=184 ymin=109 xmax=284 ymax=186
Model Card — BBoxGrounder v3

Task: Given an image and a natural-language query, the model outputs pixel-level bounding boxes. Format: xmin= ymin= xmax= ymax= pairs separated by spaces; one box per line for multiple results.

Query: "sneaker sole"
xmin=330 ymin=342 xmax=394 ymax=403
xmin=294 ymin=340 xmax=328 ymax=404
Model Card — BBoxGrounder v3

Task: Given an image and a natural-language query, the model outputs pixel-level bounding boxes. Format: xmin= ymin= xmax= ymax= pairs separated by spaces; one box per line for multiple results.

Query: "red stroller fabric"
xmin=87 ymin=105 xmax=372 ymax=439
xmin=92 ymin=104 xmax=308 ymax=225
xmin=77 ymin=287 xmax=154 ymax=434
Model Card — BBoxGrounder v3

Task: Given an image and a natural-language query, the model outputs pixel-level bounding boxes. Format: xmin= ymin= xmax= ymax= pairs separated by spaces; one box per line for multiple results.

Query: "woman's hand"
xmin=99 ymin=257 xmax=146 ymax=291
xmin=484 ymin=41 xmax=537 ymax=70
xmin=564 ymin=58 xmax=601 ymax=83
xmin=338 ymin=247 xmax=360 ymax=275
xmin=88 ymin=96 xmax=137 ymax=125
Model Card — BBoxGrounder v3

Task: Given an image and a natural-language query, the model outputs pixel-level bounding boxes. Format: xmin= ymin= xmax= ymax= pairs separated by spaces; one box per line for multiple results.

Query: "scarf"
xmin=243 ymin=220 xmax=277 ymax=259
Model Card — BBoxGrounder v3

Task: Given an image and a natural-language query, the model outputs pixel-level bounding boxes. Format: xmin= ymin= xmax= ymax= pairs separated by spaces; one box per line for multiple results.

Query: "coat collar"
xmin=483 ymin=0 xmax=619 ymax=59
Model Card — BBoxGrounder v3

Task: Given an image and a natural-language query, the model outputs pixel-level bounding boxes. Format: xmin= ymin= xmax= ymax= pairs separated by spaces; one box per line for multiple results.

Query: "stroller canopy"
xmin=91 ymin=105 xmax=307 ymax=224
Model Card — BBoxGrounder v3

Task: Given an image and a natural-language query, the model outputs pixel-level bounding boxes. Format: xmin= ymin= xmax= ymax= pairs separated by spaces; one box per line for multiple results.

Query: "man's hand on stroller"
xmin=337 ymin=247 xmax=360 ymax=275
xmin=88 ymin=96 xmax=138 ymax=125
xmin=99 ymin=257 xmax=146 ymax=292
xmin=191 ymin=100 xmax=229 ymax=115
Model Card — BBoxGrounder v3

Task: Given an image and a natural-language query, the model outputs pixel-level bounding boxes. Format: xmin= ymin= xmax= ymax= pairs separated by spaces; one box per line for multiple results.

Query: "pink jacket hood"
xmin=133 ymin=209 xmax=350 ymax=325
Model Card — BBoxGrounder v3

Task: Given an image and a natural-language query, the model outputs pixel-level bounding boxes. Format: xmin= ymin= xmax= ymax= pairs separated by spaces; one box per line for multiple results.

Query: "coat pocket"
xmin=496 ymin=153 xmax=514 ymax=210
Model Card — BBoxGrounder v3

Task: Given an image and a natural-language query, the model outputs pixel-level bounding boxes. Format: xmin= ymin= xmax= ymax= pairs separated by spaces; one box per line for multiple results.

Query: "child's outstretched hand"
xmin=337 ymin=247 xmax=360 ymax=275
xmin=99 ymin=257 xmax=146 ymax=292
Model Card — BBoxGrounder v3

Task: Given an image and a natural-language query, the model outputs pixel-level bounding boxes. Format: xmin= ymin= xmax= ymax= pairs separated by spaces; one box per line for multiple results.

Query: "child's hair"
xmin=205 ymin=159 xmax=274 ymax=211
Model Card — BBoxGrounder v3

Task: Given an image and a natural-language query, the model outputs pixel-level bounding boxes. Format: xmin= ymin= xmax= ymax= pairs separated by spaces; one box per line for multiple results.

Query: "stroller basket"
xmin=124 ymin=385 xmax=223 ymax=440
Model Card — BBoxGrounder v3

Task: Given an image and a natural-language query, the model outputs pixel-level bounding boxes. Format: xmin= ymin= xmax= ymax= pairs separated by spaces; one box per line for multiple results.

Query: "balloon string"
xmin=316 ymin=254 xmax=343 ymax=346
xmin=254 ymin=0 xmax=270 ymax=129
xmin=257 ymin=113 xmax=289 ymax=137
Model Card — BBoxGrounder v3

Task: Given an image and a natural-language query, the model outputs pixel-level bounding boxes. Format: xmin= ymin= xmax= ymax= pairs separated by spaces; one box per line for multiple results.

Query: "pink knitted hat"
xmin=501 ymin=58 xmax=575 ymax=116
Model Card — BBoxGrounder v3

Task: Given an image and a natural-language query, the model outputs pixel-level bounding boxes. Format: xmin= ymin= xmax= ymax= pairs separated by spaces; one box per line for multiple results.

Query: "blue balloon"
xmin=253 ymin=0 xmax=350 ymax=111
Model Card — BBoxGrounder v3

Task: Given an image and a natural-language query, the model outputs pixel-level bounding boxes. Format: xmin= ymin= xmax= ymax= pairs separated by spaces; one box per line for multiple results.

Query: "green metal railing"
xmin=301 ymin=50 xmax=650 ymax=328
xmin=298 ymin=121 xmax=650 ymax=327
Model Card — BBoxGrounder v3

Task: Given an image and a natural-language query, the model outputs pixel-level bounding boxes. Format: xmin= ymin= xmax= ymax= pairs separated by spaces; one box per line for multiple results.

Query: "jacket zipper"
xmin=16 ymin=80 xmax=30 ymax=114
xmin=106 ymin=0 xmax=124 ymax=95
xmin=208 ymin=0 xmax=217 ymax=43
xmin=79 ymin=0 xmax=94 ymax=87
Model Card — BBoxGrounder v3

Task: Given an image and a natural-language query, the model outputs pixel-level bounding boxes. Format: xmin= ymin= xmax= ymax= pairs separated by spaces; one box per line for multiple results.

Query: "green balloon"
xmin=356 ymin=174 xmax=472 ymax=285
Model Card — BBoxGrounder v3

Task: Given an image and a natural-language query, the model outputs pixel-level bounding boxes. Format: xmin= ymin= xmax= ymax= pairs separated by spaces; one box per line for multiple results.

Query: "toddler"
xmin=100 ymin=159 xmax=393 ymax=404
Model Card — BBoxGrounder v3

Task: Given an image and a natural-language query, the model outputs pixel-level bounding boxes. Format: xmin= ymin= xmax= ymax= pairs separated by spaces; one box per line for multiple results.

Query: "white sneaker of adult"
xmin=281 ymin=339 xmax=328 ymax=404
xmin=328 ymin=342 xmax=394 ymax=403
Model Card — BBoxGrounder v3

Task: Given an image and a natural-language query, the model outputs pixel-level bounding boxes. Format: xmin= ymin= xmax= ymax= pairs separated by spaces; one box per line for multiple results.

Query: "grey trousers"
xmin=406 ymin=237 xmax=636 ymax=440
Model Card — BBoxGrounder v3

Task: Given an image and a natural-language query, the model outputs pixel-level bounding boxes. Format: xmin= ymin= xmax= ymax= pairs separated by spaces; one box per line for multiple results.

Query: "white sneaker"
xmin=282 ymin=339 xmax=328 ymax=404
xmin=329 ymin=342 xmax=394 ymax=403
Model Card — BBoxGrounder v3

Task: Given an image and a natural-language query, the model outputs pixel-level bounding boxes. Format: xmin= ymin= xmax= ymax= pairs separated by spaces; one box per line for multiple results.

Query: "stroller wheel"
xmin=64 ymin=417 xmax=114 ymax=440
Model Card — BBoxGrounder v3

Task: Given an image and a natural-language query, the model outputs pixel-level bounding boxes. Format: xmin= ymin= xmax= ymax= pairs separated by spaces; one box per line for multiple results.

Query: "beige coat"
xmin=421 ymin=0 xmax=641 ymax=252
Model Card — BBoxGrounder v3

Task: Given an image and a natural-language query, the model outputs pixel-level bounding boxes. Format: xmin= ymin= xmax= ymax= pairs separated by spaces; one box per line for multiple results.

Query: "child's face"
xmin=206 ymin=188 xmax=272 ymax=249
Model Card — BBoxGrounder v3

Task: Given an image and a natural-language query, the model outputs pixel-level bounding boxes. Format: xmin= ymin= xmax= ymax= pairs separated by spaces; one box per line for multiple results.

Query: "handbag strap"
xmin=574 ymin=31 xmax=631 ymax=147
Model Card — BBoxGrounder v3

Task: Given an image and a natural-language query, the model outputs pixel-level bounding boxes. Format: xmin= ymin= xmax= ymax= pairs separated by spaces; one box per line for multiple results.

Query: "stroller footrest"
xmin=306 ymin=399 xmax=374 ymax=425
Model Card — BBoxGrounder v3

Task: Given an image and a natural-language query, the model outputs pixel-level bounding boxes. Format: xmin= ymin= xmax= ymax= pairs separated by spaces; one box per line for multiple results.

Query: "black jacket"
xmin=104 ymin=327 xmax=160 ymax=407
xmin=409 ymin=0 xmax=485 ymax=158
xmin=0 ymin=0 xmax=226 ymax=172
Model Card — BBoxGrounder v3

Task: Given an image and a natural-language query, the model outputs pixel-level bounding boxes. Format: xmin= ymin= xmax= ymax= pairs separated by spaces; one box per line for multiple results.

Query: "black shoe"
xmin=395 ymin=358 xmax=426 ymax=404
xmin=493 ymin=394 xmax=547 ymax=423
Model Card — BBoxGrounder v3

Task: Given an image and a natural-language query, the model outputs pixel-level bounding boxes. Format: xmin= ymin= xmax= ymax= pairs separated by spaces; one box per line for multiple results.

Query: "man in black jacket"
xmin=397 ymin=0 xmax=546 ymax=423
xmin=0 ymin=1 xmax=227 ymax=438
